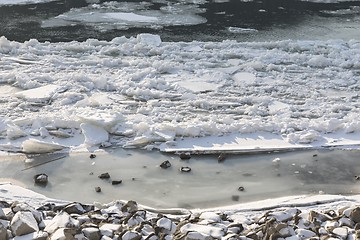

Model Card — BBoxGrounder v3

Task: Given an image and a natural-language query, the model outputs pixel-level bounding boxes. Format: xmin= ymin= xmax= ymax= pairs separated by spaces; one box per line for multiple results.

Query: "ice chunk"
xmin=22 ymin=139 xmax=67 ymax=154
xmin=104 ymin=12 xmax=158 ymax=23
xmin=232 ymin=72 xmax=256 ymax=85
xmin=80 ymin=123 xmax=109 ymax=146
xmin=15 ymin=84 xmax=64 ymax=103
xmin=137 ymin=34 xmax=162 ymax=47
xmin=0 ymin=36 xmax=13 ymax=53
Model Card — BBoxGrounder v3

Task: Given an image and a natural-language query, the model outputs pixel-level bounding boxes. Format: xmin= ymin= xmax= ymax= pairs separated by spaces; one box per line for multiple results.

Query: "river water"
xmin=0 ymin=0 xmax=360 ymax=42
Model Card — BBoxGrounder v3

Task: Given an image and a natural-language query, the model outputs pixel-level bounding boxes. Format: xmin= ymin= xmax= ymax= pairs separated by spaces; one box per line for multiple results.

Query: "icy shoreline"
xmin=0 ymin=34 xmax=360 ymax=154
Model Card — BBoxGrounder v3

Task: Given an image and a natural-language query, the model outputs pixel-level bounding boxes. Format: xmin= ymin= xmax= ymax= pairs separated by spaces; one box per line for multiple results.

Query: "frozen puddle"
xmin=1 ymin=149 xmax=360 ymax=209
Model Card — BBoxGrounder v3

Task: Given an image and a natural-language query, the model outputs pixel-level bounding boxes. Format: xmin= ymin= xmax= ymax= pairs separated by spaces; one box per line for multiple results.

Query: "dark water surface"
xmin=0 ymin=0 xmax=360 ymax=42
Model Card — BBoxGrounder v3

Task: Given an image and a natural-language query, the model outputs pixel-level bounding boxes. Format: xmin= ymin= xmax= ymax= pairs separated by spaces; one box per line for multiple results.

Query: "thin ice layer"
xmin=0 ymin=35 xmax=359 ymax=152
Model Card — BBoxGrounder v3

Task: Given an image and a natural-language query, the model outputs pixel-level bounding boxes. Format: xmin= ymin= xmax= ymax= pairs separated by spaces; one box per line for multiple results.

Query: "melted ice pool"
xmin=1 ymin=149 xmax=360 ymax=209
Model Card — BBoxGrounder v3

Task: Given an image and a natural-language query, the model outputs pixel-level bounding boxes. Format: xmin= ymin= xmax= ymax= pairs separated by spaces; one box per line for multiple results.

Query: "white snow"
xmin=0 ymin=35 xmax=360 ymax=154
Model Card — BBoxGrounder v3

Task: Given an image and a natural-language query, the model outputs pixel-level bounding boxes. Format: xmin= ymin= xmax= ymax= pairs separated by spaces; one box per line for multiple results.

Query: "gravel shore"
xmin=2 ymin=193 xmax=360 ymax=240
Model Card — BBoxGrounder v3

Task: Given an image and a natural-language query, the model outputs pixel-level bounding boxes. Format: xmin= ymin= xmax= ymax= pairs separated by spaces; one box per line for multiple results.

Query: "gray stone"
xmin=44 ymin=211 xmax=79 ymax=234
xmin=350 ymin=207 xmax=360 ymax=223
xmin=82 ymin=227 xmax=101 ymax=240
xmin=121 ymin=231 xmax=142 ymax=240
xmin=10 ymin=211 xmax=39 ymax=236
xmin=0 ymin=222 xmax=8 ymax=240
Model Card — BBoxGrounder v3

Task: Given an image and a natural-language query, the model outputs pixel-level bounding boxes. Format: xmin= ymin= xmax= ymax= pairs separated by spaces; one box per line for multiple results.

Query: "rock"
xmin=0 ymin=222 xmax=8 ymax=240
xmin=296 ymin=228 xmax=316 ymax=238
xmin=98 ymin=173 xmax=110 ymax=179
xmin=33 ymin=173 xmax=48 ymax=185
xmin=89 ymin=154 xmax=96 ymax=159
xmin=231 ymin=195 xmax=239 ymax=201
xmin=332 ymin=227 xmax=348 ymax=239
xmin=156 ymin=217 xmax=176 ymax=234
xmin=44 ymin=211 xmax=79 ymax=234
xmin=50 ymin=227 xmax=76 ymax=240
xmin=121 ymin=230 xmax=142 ymax=240
xmin=218 ymin=153 xmax=226 ymax=162
xmin=180 ymin=167 xmax=191 ymax=173
xmin=111 ymin=180 xmax=122 ymax=185
xmin=121 ymin=201 xmax=138 ymax=213
xmin=99 ymin=223 xmax=121 ymax=237
xmin=14 ymin=231 xmax=49 ymax=240
xmin=0 ymin=208 xmax=5 ymax=219
xmin=95 ymin=187 xmax=101 ymax=193
xmin=10 ymin=211 xmax=39 ymax=236
xmin=160 ymin=160 xmax=171 ymax=169
xmin=350 ymin=207 xmax=360 ymax=223
xmin=238 ymin=186 xmax=245 ymax=192
xmin=63 ymin=203 xmax=87 ymax=215
xmin=179 ymin=153 xmax=191 ymax=160
xmin=82 ymin=227 xmax=101 ymax=240
xmin=180 ymin=223 xmax=225 ymax=239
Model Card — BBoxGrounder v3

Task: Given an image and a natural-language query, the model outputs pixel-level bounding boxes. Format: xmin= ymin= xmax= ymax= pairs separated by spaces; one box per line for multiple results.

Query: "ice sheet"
xmin=0 ymin=35 xmax=359 ymax=154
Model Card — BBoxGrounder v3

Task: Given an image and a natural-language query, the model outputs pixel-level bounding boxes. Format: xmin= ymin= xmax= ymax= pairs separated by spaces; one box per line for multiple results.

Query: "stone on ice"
xmin=10 ymin=211 xmax=39 ymax=236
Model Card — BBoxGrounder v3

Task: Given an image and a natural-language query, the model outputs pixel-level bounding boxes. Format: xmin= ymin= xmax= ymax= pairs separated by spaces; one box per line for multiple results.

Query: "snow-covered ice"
xmin=0 ymin=34 xmax=360 ymax=153
xmin=0 ymin=0 xmax=56 ymax=6
xmin=41 ymin=1 xmax=207 ymax=30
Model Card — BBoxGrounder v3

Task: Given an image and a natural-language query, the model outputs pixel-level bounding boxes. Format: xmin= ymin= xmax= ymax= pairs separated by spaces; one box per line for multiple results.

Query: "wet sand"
xmin=0 ymin=148 xmax=360 ymax=209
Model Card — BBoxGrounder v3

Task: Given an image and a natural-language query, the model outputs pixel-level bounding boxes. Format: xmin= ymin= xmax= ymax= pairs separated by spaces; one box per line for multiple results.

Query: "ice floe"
xmin=41 ymin=1 xmax=207 ymax=30
xmin=0 ymin=34 xmax=360 ymax=153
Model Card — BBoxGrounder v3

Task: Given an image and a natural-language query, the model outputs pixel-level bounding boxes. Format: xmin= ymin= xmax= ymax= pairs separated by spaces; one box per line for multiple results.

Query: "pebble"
xmin=111 ymin=180 xmax=122 ymax=185
xmin=98 ymin=173 xmax=110 ymax=179
xmin=33 ymin=173 xmax=48 ymax=185
xmin=95 ymin=187 xmax=101 ymax=193
xmin=179 ymin=166 xmax=191 ymax=173
xmin=160 ymin=160 xmax=171 ymax=169
xmin=179 ymin=153 xmax=191 ymax=160
xmin=90 ymin=154 xmax=96 ymax=159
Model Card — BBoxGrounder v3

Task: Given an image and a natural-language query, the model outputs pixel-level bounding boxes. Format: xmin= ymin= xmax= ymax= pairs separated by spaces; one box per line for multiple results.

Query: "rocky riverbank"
xmin=2 ymin=195 xmax=360 ymax=240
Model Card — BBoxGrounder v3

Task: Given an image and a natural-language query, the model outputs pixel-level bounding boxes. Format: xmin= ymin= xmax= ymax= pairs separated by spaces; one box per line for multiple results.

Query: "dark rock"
xmin=112 ymin=180 xmax=122 ymax=185
xmin=313 ymin=154 xmax=318 ymax=157
xmin=355 ymin=176 xmax=360 ymax=181
xmin=33 ymin=173 xmax=48 ymax=185
xmin=238 ymin=186 xmax=245 ymax=192
xmin=179 ymin=153 xmax=191 ymax=160
xmin=89 ymin=154 xmax=96 ymax=159
xmin=231 ymin=195 xmax=240 ymax=201
xmin=98 ymin=172 xmax=110 ymax=179
xmin=160 ymin=160 xmax=171 ymax=169
xmin=121 ymin=201 xmax=138 ymax=213
xmin=179 ymin=167 xmax=191 ymax=173
xmin=95 ymin=187 xmax=101 ymax=193
xmin=218 ymin=153 xmax=227 ymax=162
xmin=63 ymin=203 xmax=87 ymax=215
xmin=350 ymin=207 xmax=360 ymax=223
